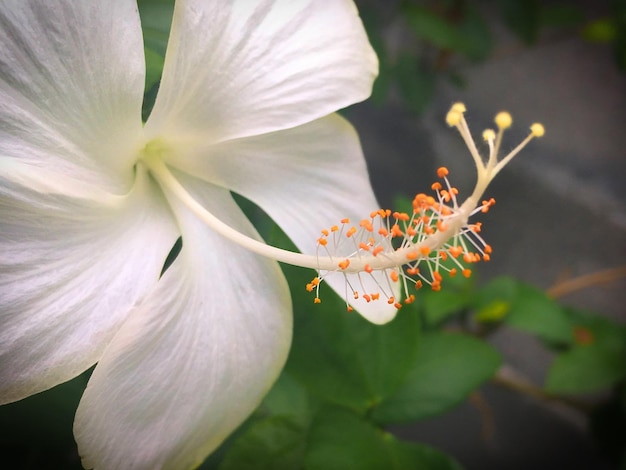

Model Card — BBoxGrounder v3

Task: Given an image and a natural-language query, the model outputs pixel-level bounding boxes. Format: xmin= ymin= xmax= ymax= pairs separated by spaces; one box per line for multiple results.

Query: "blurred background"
xmin=347 ymin=0 xmax=626 ymax=468
xmin=2 ymin=1 xmax=624 ymax=469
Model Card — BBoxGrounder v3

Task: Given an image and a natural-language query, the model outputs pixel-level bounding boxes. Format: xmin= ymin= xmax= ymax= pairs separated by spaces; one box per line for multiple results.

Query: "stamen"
xmin=308 ymin=104 xmax=544 ymax=311
xmin=141 ymin=105 xmax=543 ymax=318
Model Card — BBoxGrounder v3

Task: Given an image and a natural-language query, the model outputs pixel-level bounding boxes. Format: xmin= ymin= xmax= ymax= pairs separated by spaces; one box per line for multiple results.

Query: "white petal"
xmin=74 ymin=176 xmax=292 ymax=470
xmin=0 ymin=169 xmax=178 ymax=404
xmin=0 ymin=0 xmax=145 ymax=196
xmin=145 ymin=0 xmax=377 ymax=144
xmin=167 ymin=114 xmax=397 ymax=324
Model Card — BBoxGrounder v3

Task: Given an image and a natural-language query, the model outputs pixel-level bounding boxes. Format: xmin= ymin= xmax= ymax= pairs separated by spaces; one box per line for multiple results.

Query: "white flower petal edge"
xmin=0 ymin=0 xmax=146 ymax=197
xmin=146 ymin=0 xmax=378 ymax=144
xmin=0 ymin=169 xmax=178 ymax=404
xmin=167 ymin=114 xmax=398 ymax=324
xmin=74 ymin=175 xmax=292 ymax=470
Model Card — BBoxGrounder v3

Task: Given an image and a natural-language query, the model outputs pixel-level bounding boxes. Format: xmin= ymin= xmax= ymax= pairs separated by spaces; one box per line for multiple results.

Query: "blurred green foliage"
xmin=358 ymin=0 xmax=625 ymax=112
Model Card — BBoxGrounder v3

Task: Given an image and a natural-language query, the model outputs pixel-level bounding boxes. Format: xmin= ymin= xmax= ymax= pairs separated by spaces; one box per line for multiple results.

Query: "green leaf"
xmin=389 ymin=440 xmax=464 ymax=470
xmin=138 ymin=0 xmax=174 ymax=56
xmin=420 ymin=275 xmax=474 ymax=327
xmin=457 ymin=5 xmax=493 ymax=61
xmin=371 ymin=332 xmax=501 ymax=423
xmin=261 ymin=372 xmax=313 ymax=426
xmin=267 ymin=228 xmax=421 ymax=411
xmin=138 ymin=0 xmax=173 ymax=119
xmin=0 ymin=372 xmax=89 ymax=469
xmin=285 ymin=281 xmax=422 ymax=409
xmin=545 ymin=309 xmax=626 ymax=394
xmin=144 ymin=47 xmax=165 ymax=92
xmin=497 ymin=0 xmax=542 ymax=44
xmin=403 ymin=4 xmax=491 ymax=61
xmin=304 ymin=406 xmax=462 ymax=470
xmin=582 ymin=18 xmax=617 ymax=44
xmin=545 ymin=343 xmax=626 ymax=394
xmin=305 ymin=406 xmax=390 ymax=470
xmin=403 ymin=5 xmax=464 ymax=51
xmin=218 ymin=416 xmax=306 ymax=470
xmin=476 ymin=277 xmax=573 ymax=345
xmin=540 ymin=5 xmax=585 ymax=28
xmin=395 ymin=54 xmax=436 ymax=114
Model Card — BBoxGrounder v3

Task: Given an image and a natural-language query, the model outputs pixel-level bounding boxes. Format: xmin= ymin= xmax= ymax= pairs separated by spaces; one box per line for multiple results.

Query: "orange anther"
xmin=483 ymin=254 xmax=491 ymax=262
xmin=406 ymin=251 xmax=419 ymax=260
xmin=347 ymin=306 xmax=353 ymax=312
xmin=424 ymin=226 xmax=434 ymax=235
xmin=341 ymin=218 xmax=350 ymax=224
xmin=394 ymin=302 xmax=403 ymax=309
xmin=314 ymin=298 xmax=321 ymax=304
xmin=404 ymin=294 xmax=416 ymax=304
xmin=449 ymin=246 xmax=463 ymax=258
xmin=346 ymin=226 xmax=357 ymax=238
xmin=359 ymin=242 xmax=370 ymax=251
xmin=431 ymin=283 xmax=441 ymax=292
xmin=317 ymin=237 xmax=328 ymax=246
xmin=338 ymin=259 xmax=350 ymax=270
xmin=371 ymin=293 xmax=380 ymax=300
xmin=387 ymin=296 xmax=395 ymax=305
xmin=433 ymin=272 xmax=443 ymax=282
xmin=440 ymin=206 xmax=452 ymax=216
xmin=406 ymin=227 xmax=417 ymax=237
xmin=364 ymin=264 xmax=373 ymax=274
xmin=353 ymin=291 xmax=359 ymax=299
xmin=419 ymin=246 xmax=431 ymax=256
xmin=436 ymin=220 xmax=448 ymax=232
xmin=449 ymin=268 xmax=457 ymax=277
xmin=331 ymin=225 xmax=339 ymax=232
xmin=378 ymin=227 xmax=389 ymax=237
xmin=393 ymin=211 xmax=410 ymax=221
xmin=484 ymin=244 xmax=492 ymax=254
xmin=391 ymin=224 xmax=403 ymax=237
xmin=437 ymin=167 xmax=449 ymax=178
xmin=306 ymin=283 xmax=314 ymax=292
xmin=372 ymin=246 xmax=384 ymax=256
xmin=363 ymin=294 xmax=372 ymax=303
xmin=321 ymin=229 xmax=329 ymax=236
xmin=439 ymin=251 xmax=448 ymax=261
xmin=390 ymin=271 xmax=399 ymax=282
xmin=431 ymin=182 xmax=442 ymax=191
xmin=370 ymin=211 xmax=379 ymax=218
xmin=463 ymin=253 xmax=473 ymax=263
xmin=359 ymin=219 xmax=374 ymax=232
xmin=462 ymin=268 xmax=472 ymax=278
xmin=481 ymin=198 xmax=496 ymax=213
xmin=407 ymin=267 xmax=420 ymax=275
xmin=415 ymin=280 xmax=423 ymax=289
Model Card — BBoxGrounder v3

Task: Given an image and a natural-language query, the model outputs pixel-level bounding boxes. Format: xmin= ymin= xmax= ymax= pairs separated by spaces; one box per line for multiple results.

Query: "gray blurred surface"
xmin=346 ymin=18 xmax=625 ymax=470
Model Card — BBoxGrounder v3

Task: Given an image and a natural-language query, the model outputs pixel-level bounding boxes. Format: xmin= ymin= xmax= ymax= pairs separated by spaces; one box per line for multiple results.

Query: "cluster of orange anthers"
xmin=306 ymin=167 xmax=494 ymax=311
xmin=305 ymin=103 xmax=544 ymax=314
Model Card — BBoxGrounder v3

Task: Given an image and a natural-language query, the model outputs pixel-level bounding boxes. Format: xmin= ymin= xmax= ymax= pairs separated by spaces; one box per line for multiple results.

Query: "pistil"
xmin=144 ymin=103 xmax=544 ymax=310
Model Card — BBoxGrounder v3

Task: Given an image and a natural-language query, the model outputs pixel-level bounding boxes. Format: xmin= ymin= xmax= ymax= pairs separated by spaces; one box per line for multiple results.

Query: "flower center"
xmin=139 ymin=138 xmax=172 ymax=168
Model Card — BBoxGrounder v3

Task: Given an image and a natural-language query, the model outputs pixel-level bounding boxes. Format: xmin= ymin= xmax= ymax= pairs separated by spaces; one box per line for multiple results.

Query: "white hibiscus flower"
xmin=0 ymin=1 xmax=391 ymax=468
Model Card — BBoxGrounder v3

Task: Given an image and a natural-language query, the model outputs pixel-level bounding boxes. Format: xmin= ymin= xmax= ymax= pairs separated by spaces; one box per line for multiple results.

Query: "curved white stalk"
xmin=145 ymin=103 xmax=544 ymax=285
